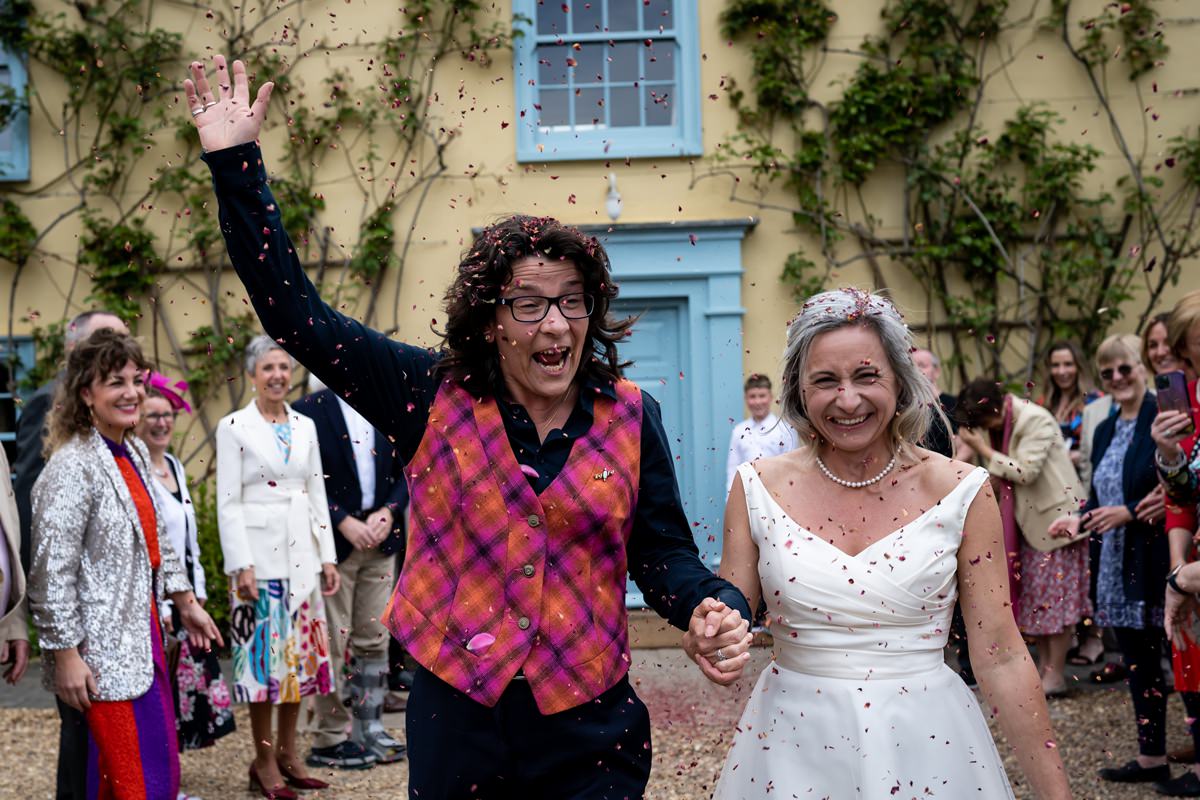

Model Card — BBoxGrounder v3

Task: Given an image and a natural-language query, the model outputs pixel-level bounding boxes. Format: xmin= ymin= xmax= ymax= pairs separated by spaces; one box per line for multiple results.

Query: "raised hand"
xmin=183 ymin=55 xmax=273 ymax=153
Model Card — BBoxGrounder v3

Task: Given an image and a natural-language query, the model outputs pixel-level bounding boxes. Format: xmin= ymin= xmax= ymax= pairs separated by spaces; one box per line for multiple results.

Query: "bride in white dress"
xmin=684 ymin=289 xmax=1072 ymax=799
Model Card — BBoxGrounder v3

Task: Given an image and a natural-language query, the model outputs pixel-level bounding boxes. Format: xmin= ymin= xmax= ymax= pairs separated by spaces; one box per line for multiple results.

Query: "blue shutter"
xmin=0 ymin=43 xmax=30 ymax=182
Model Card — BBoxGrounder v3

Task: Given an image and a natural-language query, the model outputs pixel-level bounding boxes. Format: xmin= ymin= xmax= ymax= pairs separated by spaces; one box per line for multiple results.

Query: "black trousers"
xmin=407 ymin=668 xmax=652 ymax=800
xmin=1114 ymin=625 xmax=1200 ymax=760
xmin=55 ymin=697 xmax=88 ymax=799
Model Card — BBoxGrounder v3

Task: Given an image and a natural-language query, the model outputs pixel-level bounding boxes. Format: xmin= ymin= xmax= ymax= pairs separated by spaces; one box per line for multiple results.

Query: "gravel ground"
xmin=0 ymin=649 xmax=1186 ymax=798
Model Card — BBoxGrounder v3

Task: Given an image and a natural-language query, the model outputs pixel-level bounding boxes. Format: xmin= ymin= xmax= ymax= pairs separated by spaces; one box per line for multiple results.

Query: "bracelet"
xmin=1157 ymin=449 xmax=1188 ymax=473
xmin=1168 ymin=564 xmax=1189 ymax=595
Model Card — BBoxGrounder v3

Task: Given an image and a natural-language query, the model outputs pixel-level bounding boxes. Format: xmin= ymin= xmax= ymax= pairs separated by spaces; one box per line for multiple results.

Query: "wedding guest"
xmin=187 ymin=54 xmax=750 ymax=798
xmin=725 ymin=373 xmax=797 ymax=489
xmin=1152 ymin=290 xmax=1200 ymax=795
xmin=0 ymin=437 xmax=28 ymax=687
xmin=217 ymin=335 xmax=340 ymax=799
xmin=1039 ymin=340 xmax=1101 ymax=470
xmin=1049 ymin=335 xmax=1171 ymax=784
xmin=294 ymin=377 xmax=408 ymax=768
xmin=135 ymin=374 xmax=236 ymax=755
xmin=27 ymin=329 xmax=221 ymax=800
xmin=957 ymin=379 xmax=1090 ymax=697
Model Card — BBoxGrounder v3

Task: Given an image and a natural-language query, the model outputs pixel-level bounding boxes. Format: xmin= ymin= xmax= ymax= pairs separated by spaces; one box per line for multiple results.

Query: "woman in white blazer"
xmin=217 ymin=335 xmax=340 ymax=798
xmin=0 ymin=439 xmax=28 ymax=685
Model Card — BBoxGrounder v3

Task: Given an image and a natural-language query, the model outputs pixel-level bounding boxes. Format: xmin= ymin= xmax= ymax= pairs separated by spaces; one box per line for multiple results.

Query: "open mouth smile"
xmin=533 ymin=345 xmax=571 ymax=375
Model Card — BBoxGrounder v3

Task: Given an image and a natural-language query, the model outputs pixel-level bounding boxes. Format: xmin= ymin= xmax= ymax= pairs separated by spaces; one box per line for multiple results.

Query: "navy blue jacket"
xmin=1084 ymin=392 xmax=1169 ymax=614
xmin=292 ymin=389 xmax=408 ymax=562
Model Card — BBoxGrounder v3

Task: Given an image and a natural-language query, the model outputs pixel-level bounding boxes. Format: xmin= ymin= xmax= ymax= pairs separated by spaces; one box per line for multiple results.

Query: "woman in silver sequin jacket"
xmin=26 ymin=330 xmax=222 ymax=798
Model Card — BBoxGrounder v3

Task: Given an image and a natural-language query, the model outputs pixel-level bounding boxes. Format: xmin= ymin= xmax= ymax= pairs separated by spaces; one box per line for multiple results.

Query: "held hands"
xmin=183 ymin=55 xmax=273 ymax=153
xmin=1152 ymin=409 xmax=1192 ymax=459
xmin=682 ymin=598 xmax=753 ymax=687
xmin=55 ymin=648 xmax=97 ymax=712
xmin=338 ymin=516 xmax=376 ymax=551
xmin=366 ymin=507 xmax=395 ymax=546
xmin=321 ymin=563 xmax=341 ymax=596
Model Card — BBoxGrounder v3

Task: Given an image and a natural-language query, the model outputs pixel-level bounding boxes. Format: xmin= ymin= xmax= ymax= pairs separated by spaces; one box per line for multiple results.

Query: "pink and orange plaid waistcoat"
xmin=384 ymin=378 xmax=642 ymax=714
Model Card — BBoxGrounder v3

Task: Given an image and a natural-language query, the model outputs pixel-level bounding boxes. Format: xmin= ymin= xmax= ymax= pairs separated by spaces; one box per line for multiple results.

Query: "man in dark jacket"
xmin=294 ymin=381 xmax=409 ymax=769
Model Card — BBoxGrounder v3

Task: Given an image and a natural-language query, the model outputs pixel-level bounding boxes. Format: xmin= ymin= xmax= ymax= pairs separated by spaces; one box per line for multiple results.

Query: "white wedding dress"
xmin=714 ymin=464 xmax=1015 ymax=800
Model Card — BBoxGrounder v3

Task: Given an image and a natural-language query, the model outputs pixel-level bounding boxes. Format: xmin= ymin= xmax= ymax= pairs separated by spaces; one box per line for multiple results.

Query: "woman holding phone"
xmin=1153 ymin=290 xmax=1200 ymax=796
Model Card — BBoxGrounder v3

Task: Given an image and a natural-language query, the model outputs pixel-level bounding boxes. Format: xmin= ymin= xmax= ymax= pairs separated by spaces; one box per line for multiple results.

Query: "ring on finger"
xmin=715 ymin=648 xmax=727 ymax=662
xmin=203 ymin=100 xmax=219 ymax=109
xmin=190 ymin=105 xmax=206 ymax=117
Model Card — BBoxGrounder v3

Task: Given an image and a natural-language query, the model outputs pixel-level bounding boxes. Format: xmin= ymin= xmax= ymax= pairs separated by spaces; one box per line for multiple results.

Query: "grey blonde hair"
xmin=244 ymin=334 xmax=294 ymax=375
xmin=779 ymin=288 xmax=945 ymax=453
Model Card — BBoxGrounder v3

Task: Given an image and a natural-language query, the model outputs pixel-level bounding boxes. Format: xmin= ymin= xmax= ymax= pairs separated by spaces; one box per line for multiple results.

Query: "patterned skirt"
xmin=84 ymin=611 xmax=179 ymax=800
xmin=229 ymin=579 xmax=333 ymax=704
xmin=166 ymin=610 xmax=237 ymax=749
xmin=1016 ymin=538 xmax=1093 ymax=636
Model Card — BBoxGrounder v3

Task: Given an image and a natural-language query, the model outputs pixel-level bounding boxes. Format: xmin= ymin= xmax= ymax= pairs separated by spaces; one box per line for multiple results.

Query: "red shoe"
xmin=248 ymin=763 xmax=298 ymax=799
xmin=279 ymin=762 xmax=330 ymax=791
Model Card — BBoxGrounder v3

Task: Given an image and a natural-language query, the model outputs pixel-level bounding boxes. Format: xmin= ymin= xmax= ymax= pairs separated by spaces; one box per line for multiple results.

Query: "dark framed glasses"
xmin=493 ymin=292 xmax=595 ymax=323
xmin=1099 ymin=364 xmax=1135 ymax=382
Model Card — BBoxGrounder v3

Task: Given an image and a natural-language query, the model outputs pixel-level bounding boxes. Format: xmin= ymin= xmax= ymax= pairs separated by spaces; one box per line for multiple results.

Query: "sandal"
xmin=1067 ymin=643 xmax=1105 ymax=666
xmin=1090 ymin=661 xmax=1128 ymax=684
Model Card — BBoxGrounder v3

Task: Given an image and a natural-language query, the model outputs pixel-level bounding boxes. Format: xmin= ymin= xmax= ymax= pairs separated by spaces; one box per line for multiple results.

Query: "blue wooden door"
xmin=611 ymin=298 xmax=690 ymax=607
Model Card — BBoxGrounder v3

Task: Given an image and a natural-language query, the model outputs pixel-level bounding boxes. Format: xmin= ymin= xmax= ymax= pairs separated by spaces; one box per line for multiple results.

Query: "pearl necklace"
xmin=816 ymin=452 xmax=897 ymax=489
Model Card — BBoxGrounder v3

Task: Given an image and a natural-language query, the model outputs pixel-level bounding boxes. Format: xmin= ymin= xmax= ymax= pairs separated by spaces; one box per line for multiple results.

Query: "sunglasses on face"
xmin=1099 ymin=364 xmax=1135 ymax=382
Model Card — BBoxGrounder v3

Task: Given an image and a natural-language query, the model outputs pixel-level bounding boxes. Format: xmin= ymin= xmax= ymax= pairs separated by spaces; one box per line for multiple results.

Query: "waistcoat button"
xmin=522 ymin=564 xmax=535 ymax=577
xmin=517 ymin=616 xmax=531 ymax=630
xmin=527 ymin=514 xmax=541 ymax=527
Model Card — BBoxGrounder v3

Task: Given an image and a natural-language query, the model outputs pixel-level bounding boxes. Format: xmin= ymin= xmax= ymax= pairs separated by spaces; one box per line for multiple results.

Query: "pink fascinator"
xmin=146 ymin=371 xmax=193 ymax=414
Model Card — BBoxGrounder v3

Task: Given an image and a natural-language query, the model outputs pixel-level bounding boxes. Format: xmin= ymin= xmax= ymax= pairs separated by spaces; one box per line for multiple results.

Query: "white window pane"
xmin=574 ymin=87 xmax=606 ymax=127
xmin=643 ymin=0 xmax=673 ymax=31
xmin=577 ymin=42 xmax=604 ymax=84
xmin=537 ymin=44 xmax=569 ymax=86
xmin=572 ymin=2 xmax=602 ymax=33
xmin=608 ymin=0 xmax=639 ymax=31
xmin=610 ymin=86 xmax=640 ymax=127
xmin=644 ymin=84 xmax=674 ymax=126
xmin=610 ymin=41 xmax=640 ymax=83
xmin=539 ymin=89 xmax=570 ymax=127
xmin=644 ymin=40 xmax=675 ymax=81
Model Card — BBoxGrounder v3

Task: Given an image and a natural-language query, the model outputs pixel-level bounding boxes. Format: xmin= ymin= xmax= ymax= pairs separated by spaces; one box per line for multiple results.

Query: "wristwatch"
xmin=1168 ymin=564 xmax=1190 ymax=595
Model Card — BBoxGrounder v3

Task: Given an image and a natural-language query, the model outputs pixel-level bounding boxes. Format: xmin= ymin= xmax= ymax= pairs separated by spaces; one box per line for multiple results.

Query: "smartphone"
xmin=1156 ymin=370 xmax=1196 ymax=438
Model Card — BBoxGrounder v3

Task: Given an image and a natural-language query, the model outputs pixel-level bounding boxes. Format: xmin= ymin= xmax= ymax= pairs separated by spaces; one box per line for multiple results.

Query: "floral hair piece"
xmin=145 ymin=371 xmax=192 ymax=414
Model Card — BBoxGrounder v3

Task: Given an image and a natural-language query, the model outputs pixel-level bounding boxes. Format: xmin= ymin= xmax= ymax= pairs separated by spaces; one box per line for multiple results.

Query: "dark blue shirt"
xmin=202 ymin=143 xmax=750 ymax=630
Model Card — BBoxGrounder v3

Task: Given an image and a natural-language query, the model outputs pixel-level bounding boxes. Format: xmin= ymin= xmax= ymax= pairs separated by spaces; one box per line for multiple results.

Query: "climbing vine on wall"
xmin=0 ymin=0 xmax=510 ymax=471
xmin=716 ymin=0 xmax=1200 ymax=384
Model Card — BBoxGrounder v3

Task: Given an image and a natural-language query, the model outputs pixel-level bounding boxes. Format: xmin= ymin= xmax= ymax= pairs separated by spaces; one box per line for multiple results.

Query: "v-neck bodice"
xmin=739 ymin=463 xmax=991 ymax=680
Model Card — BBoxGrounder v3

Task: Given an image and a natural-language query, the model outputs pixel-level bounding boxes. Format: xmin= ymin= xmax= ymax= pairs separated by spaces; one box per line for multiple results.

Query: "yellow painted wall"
xmin=2 ymin=0 xmax=1198 ymax=465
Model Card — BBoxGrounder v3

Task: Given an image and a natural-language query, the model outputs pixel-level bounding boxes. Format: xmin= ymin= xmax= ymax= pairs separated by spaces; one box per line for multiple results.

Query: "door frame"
xmin=584 ymin=219 xmax=756 ymax=564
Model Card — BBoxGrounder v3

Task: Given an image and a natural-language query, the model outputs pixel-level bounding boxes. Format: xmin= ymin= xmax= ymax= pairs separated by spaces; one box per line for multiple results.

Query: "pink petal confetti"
xmin=520 ymin=464 xmax=540 ymax=480
xmin=466 ymin=633 xmax=495 ymax=652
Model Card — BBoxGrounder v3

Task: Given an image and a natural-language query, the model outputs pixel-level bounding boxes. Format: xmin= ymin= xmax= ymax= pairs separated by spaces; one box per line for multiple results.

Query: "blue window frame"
xmin=513 ymin=0 xmax=702 ymax=162
xmin=0 ymin=337 xmax=33 ymax=466
xmin=0 ymin=43 xmax=30 ymax=182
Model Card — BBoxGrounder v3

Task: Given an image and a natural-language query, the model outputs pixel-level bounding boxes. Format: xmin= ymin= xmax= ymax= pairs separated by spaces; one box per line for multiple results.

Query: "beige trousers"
xmin=311 ymin=546 xmax=396 ymax=748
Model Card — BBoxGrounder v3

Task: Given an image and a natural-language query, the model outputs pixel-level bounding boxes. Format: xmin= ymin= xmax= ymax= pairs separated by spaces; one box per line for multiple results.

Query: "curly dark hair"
xmin=435 ymin=214 xmax=635 ymax=396
xmin=953 ymin=378 xmax=1006 ymax=429
xmin=44 ymin=329 xmax=150 ymax=456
